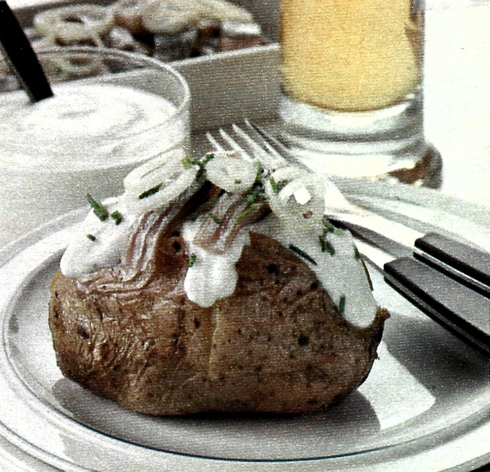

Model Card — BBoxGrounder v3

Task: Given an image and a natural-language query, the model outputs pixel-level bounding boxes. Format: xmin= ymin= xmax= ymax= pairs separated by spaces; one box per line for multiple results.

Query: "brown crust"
xmin=49 ymin=230 xmax=389 ymax=416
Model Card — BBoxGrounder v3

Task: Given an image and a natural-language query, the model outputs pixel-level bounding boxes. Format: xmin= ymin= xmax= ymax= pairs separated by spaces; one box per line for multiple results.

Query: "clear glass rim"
xmin=31 ymin=46 xmax=192 ymax=119
xmin=0 ymin=46 xmax=191 ymax=171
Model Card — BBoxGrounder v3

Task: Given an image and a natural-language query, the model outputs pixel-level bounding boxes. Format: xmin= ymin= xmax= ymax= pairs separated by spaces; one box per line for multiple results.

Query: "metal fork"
xmin=206 ymin=122 xmax=490 ymax=356
xmin=207 ymin=122 xmax=429 ymax=249
xmin=206 ymin=121 xmax=359 ymax=215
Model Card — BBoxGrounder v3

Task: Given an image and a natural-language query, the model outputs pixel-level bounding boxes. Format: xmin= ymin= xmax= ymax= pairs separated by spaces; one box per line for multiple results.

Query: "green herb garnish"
xmin=208 ymin=212 xmax=222 ymax=225
xmin=338 ymin=295 xmax=346 ymax=315
xmin=269 ymin=176 xmax=279 ymax=194
xmin=255 ymin=163 xmax=264 ymax=182
xmin=202 ymin=153 xmax=215 ymax=166
xmin=323 ymin=221 xmax=336 ymax=234
xmin=319 ymin=235 xmax=335 ymax=256
xmin=86 ymin=234 xmax=96 ymax=241
xmin=138 ymin=183 xmax=163 ymax=200
xmin=354 ymin=245 xmax=361 ymax=261
xmin=188 ymin=253 xmax=197 ymax=268
xmin=288 ymin=244 xmax=317 ymax=266
xmin=86 ymin=194 xmax=108 ymax=221
xmin=182 ymin=157 xmax=196 ymax=169
xmin=236 ymin=202 xmax=263 ymax=221
xmin=182 ymin=153 xmax=215 ymax=170
xmin=234 ymin=179 xmax=242 ymax=184
xmin=110 ymin=211 xmax=123 ymax=225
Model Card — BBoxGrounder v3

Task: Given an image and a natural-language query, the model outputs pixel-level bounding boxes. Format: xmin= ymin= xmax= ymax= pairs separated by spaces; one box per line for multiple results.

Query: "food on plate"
xmin=27 ymin=0 xmax=268 ymax=61
xmin=49 ymin=147 xmax=389 ymax=416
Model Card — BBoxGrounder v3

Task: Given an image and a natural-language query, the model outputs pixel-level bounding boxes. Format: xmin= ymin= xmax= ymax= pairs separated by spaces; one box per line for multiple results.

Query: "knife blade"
xmin=355 ymin=239 xmax=490 ymax=357
xmin=329 ymin=213 xmax=490 ymax=297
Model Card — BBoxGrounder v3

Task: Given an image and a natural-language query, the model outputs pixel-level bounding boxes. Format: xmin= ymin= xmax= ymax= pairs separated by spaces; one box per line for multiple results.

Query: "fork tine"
xmin=230 ymin=124 xmax=283 ymax=169
xmin=245 ymin=120 xmax=308 ymax=170
xmin=218 ymin=128 xmax=253 ymax=161
xmin=205 ymin=131 xmax=226 ymax=153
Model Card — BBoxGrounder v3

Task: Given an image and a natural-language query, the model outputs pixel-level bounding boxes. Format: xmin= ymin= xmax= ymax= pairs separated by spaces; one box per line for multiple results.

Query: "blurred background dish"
xmin=0 ymin=0 xmax=272 ymax=77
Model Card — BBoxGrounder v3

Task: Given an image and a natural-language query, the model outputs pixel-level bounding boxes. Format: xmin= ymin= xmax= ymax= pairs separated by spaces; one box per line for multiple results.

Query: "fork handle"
xmin=414 ymin=233 xmax=490 ymax=288
xmin=384 ymin=257 xmax=490 ymax=356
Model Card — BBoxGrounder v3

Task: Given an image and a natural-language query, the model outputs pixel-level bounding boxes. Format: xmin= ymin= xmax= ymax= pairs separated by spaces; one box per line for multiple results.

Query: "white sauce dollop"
xmin=58 ymin=150 xmax=378 ymax=328
xmin=182 ymin=219 xmax=251 ymax=308
xmin=254 ymin=217 xmax=378 ymax=328
xmin=60 ymin=196 xmax=136 ymax=278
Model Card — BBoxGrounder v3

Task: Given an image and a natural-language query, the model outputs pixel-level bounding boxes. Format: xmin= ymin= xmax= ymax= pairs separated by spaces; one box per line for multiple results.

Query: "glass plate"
xmin=0 ymin=183 xmax=489 ymax=472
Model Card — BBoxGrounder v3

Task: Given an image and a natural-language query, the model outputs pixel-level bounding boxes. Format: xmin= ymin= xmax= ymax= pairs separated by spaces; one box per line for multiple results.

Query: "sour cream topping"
xmin=60 ymin=149 xmax=379 ymax=328
xmin=182 ymin=219 xmax=251 ymax=308
xmin=255 ymin=217 xmax=378 ymax=328
xmin=60 ymin=196 xmax=137 ymax=278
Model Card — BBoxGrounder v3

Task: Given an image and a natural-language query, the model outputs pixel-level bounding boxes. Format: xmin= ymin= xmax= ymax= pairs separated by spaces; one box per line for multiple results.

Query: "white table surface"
xmin=424 ymin=4 xmax=490 ymax=207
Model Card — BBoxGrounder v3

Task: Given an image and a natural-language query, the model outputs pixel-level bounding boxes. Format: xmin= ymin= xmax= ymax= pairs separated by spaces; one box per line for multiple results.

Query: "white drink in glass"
xmin=0 ymin=48 xmax=190 ymax=245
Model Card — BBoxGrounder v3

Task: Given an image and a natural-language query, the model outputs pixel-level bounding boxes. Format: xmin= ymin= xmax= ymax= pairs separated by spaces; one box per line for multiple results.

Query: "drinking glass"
xmin=279 ymin=0 xmax=441 ymax=186
xmin=0 ymin=47 xmax=190 ymax=245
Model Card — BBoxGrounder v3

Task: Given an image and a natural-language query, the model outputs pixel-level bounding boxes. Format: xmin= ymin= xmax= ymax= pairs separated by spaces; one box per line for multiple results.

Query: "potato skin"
xmin=49 ymin=230 xmax=388 ymax=416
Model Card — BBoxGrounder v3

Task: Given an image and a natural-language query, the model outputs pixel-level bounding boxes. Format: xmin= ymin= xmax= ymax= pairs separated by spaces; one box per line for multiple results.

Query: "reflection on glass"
xmin=279 ymin=0 xmax=441 ymax=186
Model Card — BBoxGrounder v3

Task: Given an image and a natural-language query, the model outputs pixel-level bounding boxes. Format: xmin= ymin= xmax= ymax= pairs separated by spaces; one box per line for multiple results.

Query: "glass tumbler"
xmin=279 ymin=0 xmax=441 ymax=186
xmin=0 ymin=47 xmax=190 ymax=245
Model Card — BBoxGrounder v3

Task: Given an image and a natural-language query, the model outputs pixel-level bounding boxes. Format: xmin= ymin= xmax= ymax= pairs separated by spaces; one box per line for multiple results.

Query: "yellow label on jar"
xmin=281 ymin=0 xmax=423 ymax=112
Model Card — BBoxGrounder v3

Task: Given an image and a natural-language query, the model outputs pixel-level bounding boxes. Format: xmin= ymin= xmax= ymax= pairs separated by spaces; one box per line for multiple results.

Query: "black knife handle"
xmin=384 ymin=257 xmax=490 ymax=356
xmin=415 ymin=233 xmax=490 ymax=288
xmin=0 ymin=1 xmax=53 ymax=102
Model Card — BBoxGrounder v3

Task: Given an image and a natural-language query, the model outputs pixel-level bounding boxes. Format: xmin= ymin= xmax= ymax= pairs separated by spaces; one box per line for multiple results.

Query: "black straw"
xmin=0 ymin=0 xmax=53 ymax=102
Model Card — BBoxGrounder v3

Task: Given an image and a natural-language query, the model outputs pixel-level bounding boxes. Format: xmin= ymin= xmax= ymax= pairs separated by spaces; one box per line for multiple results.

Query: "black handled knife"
xmin=343 ymin=228 xmax=490 ymax=356
xmin=330 ymin=213 xmax=490 ymax=298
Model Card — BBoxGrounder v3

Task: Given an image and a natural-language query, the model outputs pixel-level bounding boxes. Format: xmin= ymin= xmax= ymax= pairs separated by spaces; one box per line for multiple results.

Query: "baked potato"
xmin=49 ymin=148 xmax=389 ymax=415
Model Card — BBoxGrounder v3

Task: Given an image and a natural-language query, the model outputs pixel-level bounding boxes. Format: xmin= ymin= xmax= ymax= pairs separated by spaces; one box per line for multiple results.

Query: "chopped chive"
xmin=182 ymin=157 xmax=195 ymax=169
xmin=86 ymin=234 xmax=96 ymax=241
xmin=319 ymin=235 xmax=326 ymax=252
xmin=323 ymin=221 xmax=336 ymax=234
xmin=188 ymin=253 xmax=197 ymax=268
xmin=236 ymin=202 xmax=263 ymax=221
xmin=182 ymin=153 xmax=214 ymax=170
xmin=319 ymin=235 xmax=335 ymax=256
xmin=334 ymin=228 xmax=344 ymax=236
xmin=247 ymin=192 xmax=257 ymax=205
xmin=255 ymin=163 xmax=264 ymax=182
xmin=354 ymin=245 xmax=361 ymax=260
xmin=234 ymin=179 xmax=242 ymax=184
xmin=85 ymin=194 xmax=109 ymax=221
xmin=246 ymin=189 xmax=267 ymax=205
xmin=182 ymin=157 xmax=202 ymax=169
xmin=288 ymin=244 xmax=317 ymax=266
xmin=338 ymin=295 xmax=346 ymax=315
xmin=202 ymin=153 xmax=215 ymax=166
xmin=208 ymin=212 xmax=222 ymax=225
xmin=269 ymin=176 xmax=279 ymax=194
xmin=110 ymin=211 xmax=123 ymax=225
xmin=138 ymin=183 xmax=163 ymax=200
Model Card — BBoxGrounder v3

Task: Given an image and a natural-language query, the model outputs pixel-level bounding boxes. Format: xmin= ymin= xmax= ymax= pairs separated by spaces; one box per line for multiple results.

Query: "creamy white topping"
xmin=60 ymin=196 xmax=136 ymax=278
xmin=182 ymin=219 xmax=251 ymax=308
xmin=59 ymin=147 xmax=379 ymax=328
xmin=254 ymin=217 xmax=378 ymax=328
